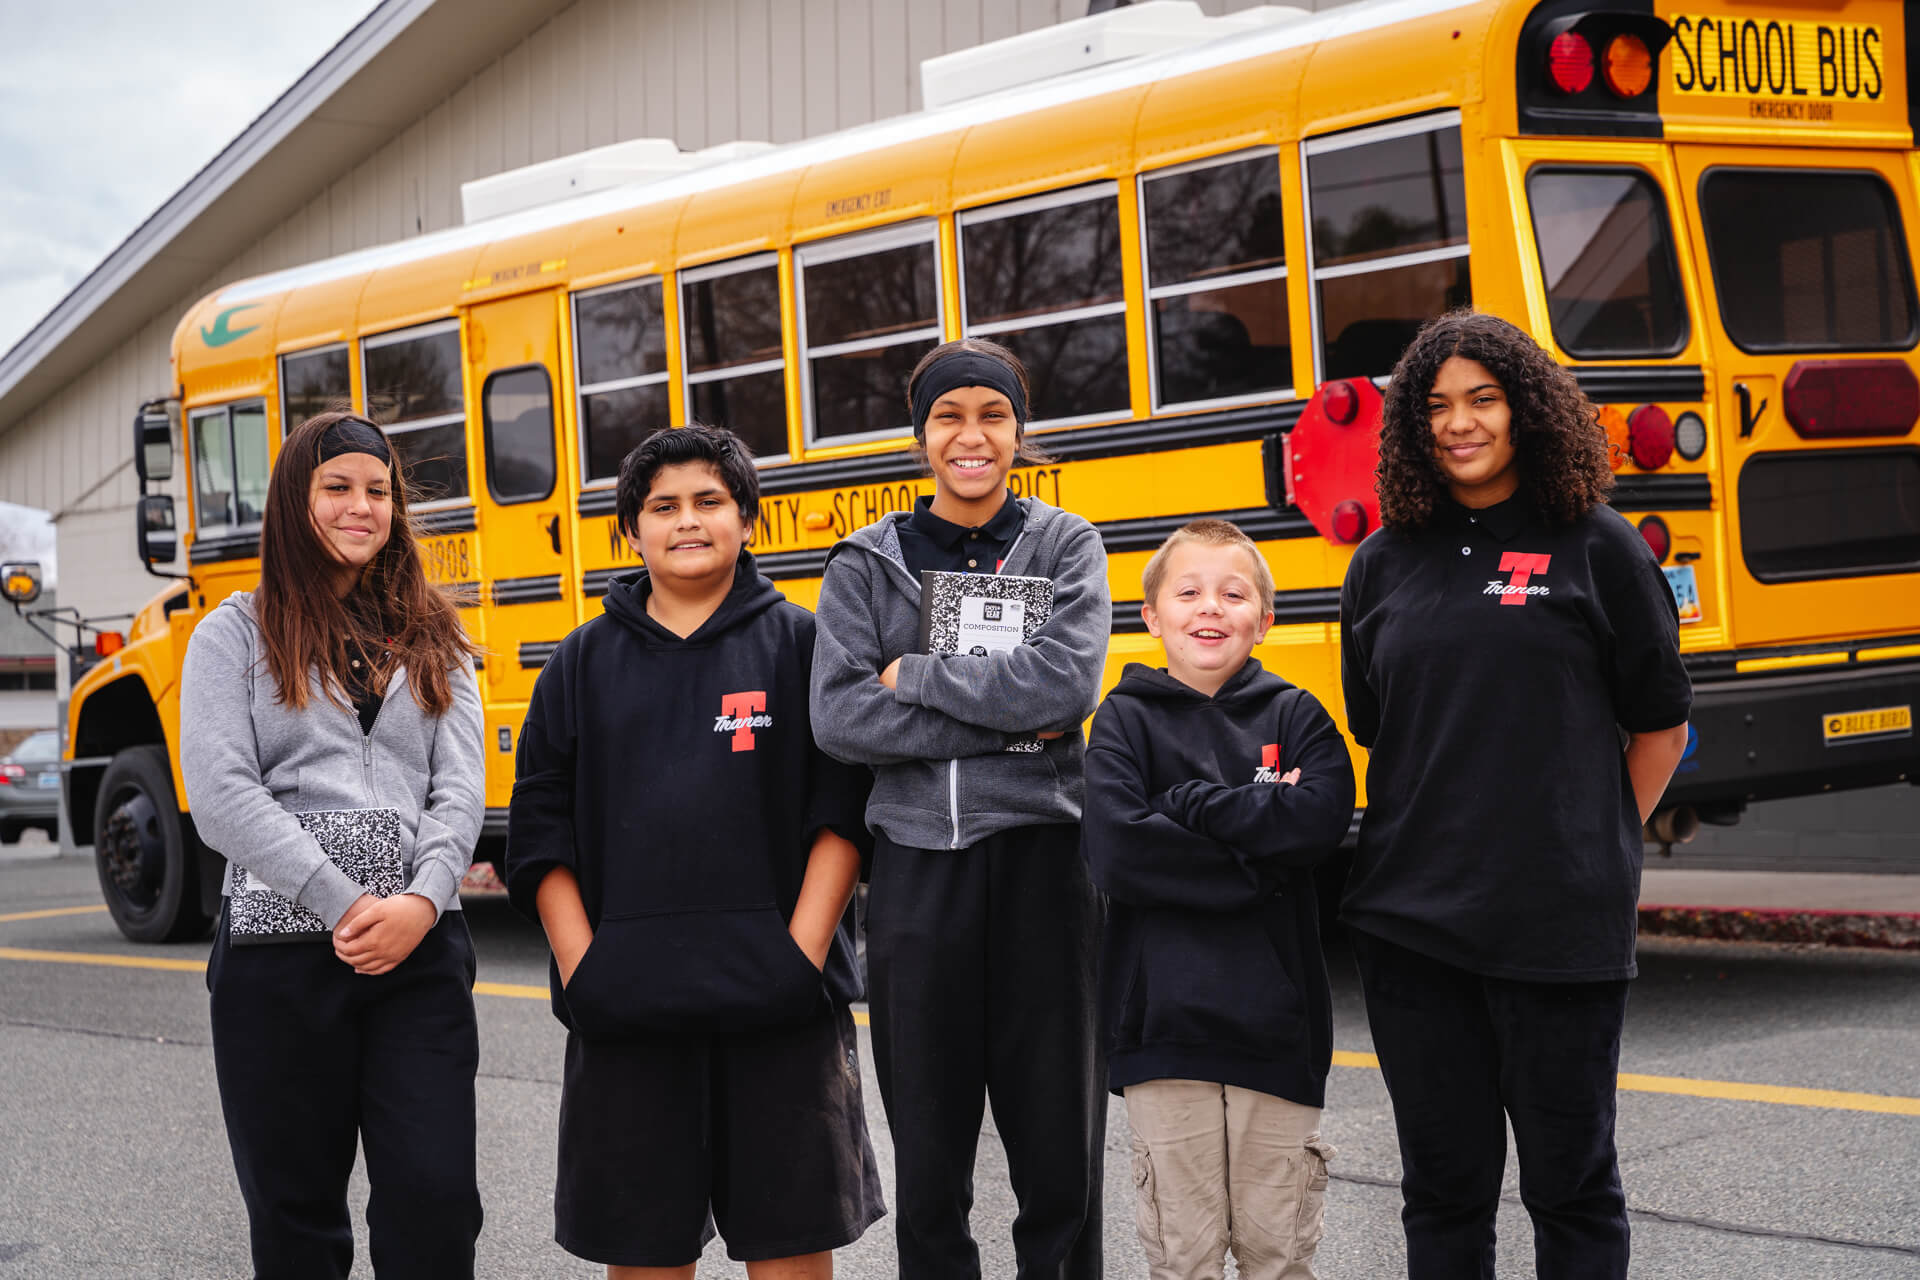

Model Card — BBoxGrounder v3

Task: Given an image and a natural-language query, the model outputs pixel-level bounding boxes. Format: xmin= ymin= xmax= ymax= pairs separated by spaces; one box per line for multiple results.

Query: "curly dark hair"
xmin=1375 ymin=309 xmax=1612 ymax=529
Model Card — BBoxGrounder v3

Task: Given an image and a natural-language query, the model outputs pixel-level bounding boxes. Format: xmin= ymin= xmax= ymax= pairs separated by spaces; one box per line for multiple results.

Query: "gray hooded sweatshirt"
xmin=809 ymin=495 xmax=1110 ymax=849
xmin=179 ymin=592 xmax=485 ymax=928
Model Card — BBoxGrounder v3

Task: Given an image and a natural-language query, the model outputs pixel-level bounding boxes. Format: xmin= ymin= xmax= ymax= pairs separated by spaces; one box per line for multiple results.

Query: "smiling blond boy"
xmin=1081 ymin=518 xmax=1356 ymax=1280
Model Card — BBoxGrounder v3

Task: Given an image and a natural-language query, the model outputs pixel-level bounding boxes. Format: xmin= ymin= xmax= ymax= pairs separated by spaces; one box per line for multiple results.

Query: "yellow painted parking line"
xmin=1333 ymin=1047 xmax=1920 ymax=1115
xmin=0 ymin=903 xmax=110 ymax=924
xmin=0 ymin=945 xmax=207 ymax=973
xmin=2 ymin=945 xmax=1913 ymax=1116
xmin=1616 ymin=1071 xmax=1920 ymax=1117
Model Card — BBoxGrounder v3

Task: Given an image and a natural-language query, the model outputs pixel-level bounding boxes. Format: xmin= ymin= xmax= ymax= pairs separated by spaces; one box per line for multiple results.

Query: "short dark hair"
xmin=615 ymin=424 xmax=759 ymax=539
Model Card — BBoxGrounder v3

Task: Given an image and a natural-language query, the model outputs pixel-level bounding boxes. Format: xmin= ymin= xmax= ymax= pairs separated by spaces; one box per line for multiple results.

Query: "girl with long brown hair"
xmin=181 ymin=411 xmax=487 ymax=1278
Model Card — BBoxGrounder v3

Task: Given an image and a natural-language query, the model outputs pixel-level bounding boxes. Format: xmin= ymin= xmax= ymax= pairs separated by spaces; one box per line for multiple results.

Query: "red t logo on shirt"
xmin=1253 ymin=743 xmax=1283 ymax=783
xmin=715 ymin=691 xmax=770 ymax=751
xmin=1489 ymin=551 xmax=1552 ymax=606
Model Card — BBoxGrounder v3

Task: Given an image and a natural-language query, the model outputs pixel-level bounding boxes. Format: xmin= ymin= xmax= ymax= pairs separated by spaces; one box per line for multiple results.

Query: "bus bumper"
xmin=1667 ymin=656 xmax=1920 ymax=808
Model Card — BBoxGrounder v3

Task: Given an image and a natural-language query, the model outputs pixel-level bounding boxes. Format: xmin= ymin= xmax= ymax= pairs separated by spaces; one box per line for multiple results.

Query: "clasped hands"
xmin=333 ymin=892 xmax=437 ymax=975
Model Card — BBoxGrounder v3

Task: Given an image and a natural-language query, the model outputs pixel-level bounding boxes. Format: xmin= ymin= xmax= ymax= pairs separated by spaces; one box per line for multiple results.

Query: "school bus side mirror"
xmin=0 ymin=561 xmax=42 ymax=606
xmin=137 ymin=495 xmax=177 ymax=567
xmin=133 ymin=401 xmax=177 ymax=485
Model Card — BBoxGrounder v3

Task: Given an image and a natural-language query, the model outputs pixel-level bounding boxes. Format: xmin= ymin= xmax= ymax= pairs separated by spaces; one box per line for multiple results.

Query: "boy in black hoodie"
xmin=1083 ymin=519 xmax=1356 ymax=1280
xmin=504 ymin=426 xmax=883 ymax=1276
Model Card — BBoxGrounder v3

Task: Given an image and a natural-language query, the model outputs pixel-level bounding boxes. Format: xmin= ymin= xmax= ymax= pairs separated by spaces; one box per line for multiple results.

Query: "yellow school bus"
xmin=56 ymin=0 xmax=1920 ymax=939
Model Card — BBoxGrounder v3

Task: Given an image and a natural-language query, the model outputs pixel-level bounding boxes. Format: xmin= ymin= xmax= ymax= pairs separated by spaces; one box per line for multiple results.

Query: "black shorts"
xmin=554 ymin=1002 xmax=886 ymax=1267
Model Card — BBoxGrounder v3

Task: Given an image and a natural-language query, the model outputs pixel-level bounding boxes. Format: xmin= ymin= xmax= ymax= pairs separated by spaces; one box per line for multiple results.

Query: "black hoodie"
xmin=1082 ymin=660 xmax=1356 ymax=1107
xmin=504 ymin=552 xmax=872 ymax=1038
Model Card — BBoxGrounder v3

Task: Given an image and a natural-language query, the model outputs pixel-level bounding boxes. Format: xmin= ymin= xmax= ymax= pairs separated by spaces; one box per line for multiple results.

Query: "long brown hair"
xmin=255 ymin=411 xmax=479 ymax=716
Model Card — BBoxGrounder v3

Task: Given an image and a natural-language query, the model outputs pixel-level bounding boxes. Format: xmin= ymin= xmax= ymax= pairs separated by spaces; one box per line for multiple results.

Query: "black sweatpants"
xmin=207 ymin=908 xmax=484 ymax=1280
xmin=1350 ymin=930 xmax=1631 ymax=1280
xmin=867 ymin=823 xmax=1104 ymax=1280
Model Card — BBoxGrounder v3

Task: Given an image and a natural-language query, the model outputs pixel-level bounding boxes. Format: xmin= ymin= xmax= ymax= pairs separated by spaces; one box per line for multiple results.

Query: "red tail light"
xmin=0 ymin=764 xmax=22 ymax=785
xmin=1637 ymin=515 xmax=1671 ymax=563
xmin=1628 ymin=404 xmax=1675 ymax=469
xmin=1323 ymin=379 xmax=1360 ymax=425
xmin=1782 ymin=360 xmax=1920 ymax=438
xmin=1331 ymin=499 xmax=1369 ymax=544
xmin=1548 ymin=32 xmax=1595 ymax=93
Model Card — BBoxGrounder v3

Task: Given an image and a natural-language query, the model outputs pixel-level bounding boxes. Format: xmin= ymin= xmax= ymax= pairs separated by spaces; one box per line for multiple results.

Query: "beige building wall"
xmin=0 ymin=0 xmax=1285 ymax=625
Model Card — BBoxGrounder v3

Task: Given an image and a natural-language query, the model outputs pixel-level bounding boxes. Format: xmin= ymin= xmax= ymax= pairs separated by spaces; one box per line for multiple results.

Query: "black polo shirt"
xmin=895 ymin=490 xmax=1025 ymax=578
xmin=1338 ymin=492 xmax=1691 ymax=981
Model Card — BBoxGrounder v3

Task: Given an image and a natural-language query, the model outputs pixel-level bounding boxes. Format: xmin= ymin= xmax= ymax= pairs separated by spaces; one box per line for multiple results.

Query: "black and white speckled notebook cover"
xmin=228 ymin=808 xmax=405 ymax=946
xmin=918 ymin=570 xmax=1054 ymax=753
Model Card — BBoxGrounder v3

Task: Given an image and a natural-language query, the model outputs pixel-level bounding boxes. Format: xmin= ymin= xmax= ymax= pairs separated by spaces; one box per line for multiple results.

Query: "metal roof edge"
xmin=0 ymin=0 xmax=441 ymax=424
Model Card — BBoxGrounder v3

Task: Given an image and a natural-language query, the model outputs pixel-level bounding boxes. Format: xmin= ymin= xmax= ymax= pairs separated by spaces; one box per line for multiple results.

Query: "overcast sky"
xmin=0 ymin=1 xmax=374 ymax=550
xmin=0 ymin=0 xmax=375 ymax=362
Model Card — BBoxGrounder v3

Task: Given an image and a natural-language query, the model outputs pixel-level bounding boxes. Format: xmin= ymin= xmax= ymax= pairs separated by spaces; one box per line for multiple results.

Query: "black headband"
xmin=911 ymin=350 xmax=1028 ymax=438
xmin=317 ymin=417 xmax=393 ymax=466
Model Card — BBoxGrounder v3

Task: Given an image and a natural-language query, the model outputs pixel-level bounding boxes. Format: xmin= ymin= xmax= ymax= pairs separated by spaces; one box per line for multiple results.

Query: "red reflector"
xmin=1548 ymin=32 xmax=1594 ymax=93
xmin=1627 ymin=404 xmax=1674 ymax=470
xmin=1602 ymin=33 xmax=1653 ymax=96
xmin=1782 ymin=360 xmax=1920 ymax=438
xmin=94 ymin=631 xmax=125 ymax=657
xmin=1637 ymin=515 xmax=1671 ymax=563
xmin=1323 ymin=379 xmax=1360 ymax=425
xmin=1331 ymin=499 xmax=1369 ymax=544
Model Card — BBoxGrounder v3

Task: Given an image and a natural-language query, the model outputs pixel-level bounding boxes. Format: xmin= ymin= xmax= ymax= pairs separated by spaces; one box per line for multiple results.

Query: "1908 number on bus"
xmin=423 ymin=536 xmax=472 ymax=584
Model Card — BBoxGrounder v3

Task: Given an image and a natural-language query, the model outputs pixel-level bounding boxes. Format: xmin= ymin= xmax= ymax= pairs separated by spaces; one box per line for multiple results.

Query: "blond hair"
xmin=1141 ymin=519 xmax=1275 ymax=610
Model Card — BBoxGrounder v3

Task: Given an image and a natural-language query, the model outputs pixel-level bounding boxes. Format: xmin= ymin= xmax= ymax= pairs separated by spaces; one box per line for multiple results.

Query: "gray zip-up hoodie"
xmin=179 ymin=592 xmax=485 ymax=928
xmin=810 ymin=496 xmax=1110 ymax=849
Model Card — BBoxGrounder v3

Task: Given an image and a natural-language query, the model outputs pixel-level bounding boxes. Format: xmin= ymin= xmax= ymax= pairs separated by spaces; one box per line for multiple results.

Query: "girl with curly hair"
xmin=1337 ymin=310 xmax=1692 ymax=1280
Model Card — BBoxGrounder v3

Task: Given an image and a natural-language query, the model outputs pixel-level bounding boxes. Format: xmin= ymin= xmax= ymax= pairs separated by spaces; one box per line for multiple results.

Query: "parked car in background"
xmin=0 ymin=730 xmax=61 ymax=843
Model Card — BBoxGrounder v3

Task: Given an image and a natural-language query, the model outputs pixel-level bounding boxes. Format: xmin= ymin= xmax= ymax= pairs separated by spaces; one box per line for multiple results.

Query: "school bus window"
xmin=362 ymin=321 xmax=467 ymax=505
xmin=1699 ymin=169 xmax=1916 ymax=354
xmin=1737 ymin=447 xmax=1920 ymax=581
xmin=959 ymin=184 xmax=1129 ymax=424
xmin=1306 ymin=116 xmax=1470 ymax=382
xmin=279 ymin=345 xmax=351 ymax=429
xmin=574 ymin=278 xmax=671 ymax=484
xmin=191 ymin=400 xmax=269 ymax=530
xmin=1527 ymin=168 xmax=1687 ymax=359
xmin=1141 ymin=149 xmax=1290 ymax=409
xmin=482 ymin=366 xmax=558 ymax=504
xmin=681 ymin=255 xmax=788 ymax=462
xmin=798 ymin=225 xmax=942 ymax=444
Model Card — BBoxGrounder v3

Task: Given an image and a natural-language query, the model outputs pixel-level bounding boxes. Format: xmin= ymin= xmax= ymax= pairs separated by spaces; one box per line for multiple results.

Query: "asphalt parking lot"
xmin=2 ymin=845 xmax=1917 ymax=1278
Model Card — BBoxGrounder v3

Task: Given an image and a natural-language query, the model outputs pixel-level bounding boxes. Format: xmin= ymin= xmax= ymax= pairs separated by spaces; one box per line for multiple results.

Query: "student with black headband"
xmin=811 ymin=339 xmax=1112 ymax=1279
xmin=182 ymin=411 xmax=487 ymax=1278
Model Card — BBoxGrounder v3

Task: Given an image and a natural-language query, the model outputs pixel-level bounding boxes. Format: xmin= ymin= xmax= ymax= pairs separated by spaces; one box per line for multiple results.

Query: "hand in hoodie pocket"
xmin=563 ymin=902 xmax=827 ymax=1039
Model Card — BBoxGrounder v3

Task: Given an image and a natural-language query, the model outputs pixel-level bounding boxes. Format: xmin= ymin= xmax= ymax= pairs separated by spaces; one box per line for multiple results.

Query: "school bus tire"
xmin=93 ymin=746 xmax=212 ymax=944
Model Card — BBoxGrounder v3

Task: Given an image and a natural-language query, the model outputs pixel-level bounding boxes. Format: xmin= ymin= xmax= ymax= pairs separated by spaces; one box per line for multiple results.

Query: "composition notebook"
xmin=228 ymin=808 xmax=405 ymax=946
xmin=917 ymin=570 xmax=1054 ymax=753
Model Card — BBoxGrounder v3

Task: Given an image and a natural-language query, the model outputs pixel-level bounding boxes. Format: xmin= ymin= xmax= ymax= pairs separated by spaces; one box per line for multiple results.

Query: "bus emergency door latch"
xmin=1735 ymin=382 xmax=1767 ymax=438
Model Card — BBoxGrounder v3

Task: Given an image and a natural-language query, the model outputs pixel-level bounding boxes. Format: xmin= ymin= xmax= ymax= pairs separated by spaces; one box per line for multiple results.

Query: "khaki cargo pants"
xmin=1125 ymin=1079 xmax=1334 ymax=1280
